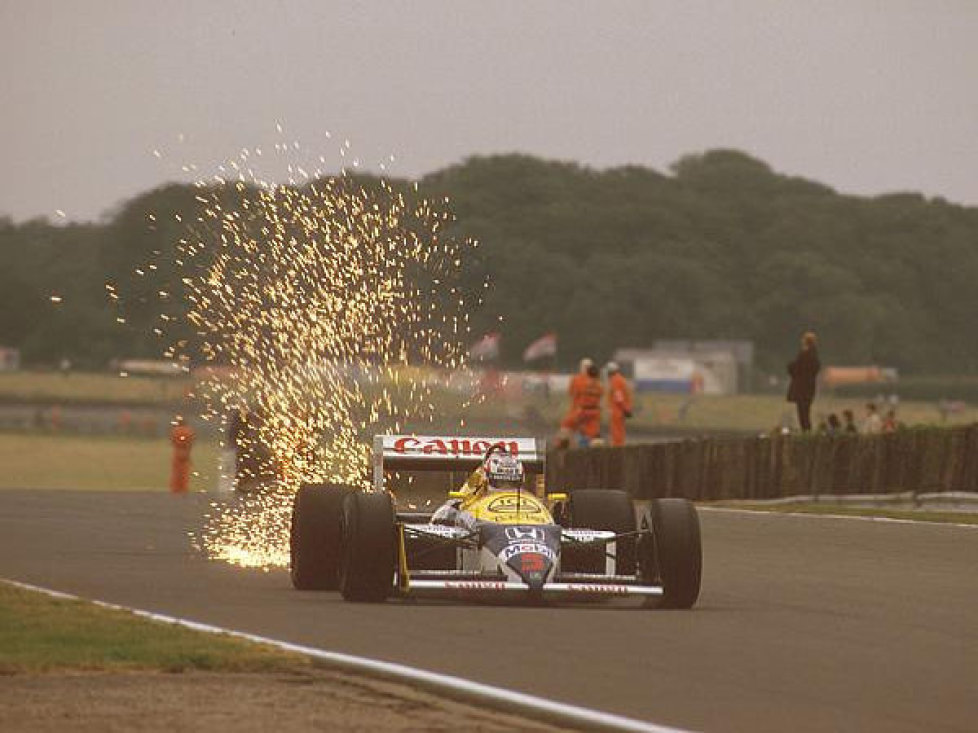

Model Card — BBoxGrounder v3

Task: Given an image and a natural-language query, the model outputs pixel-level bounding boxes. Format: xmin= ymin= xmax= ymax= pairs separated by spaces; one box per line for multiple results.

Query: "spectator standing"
xmin=786 ymin=331 xmax=821 ymax=433
xmin=242 ymin=406 xmax=275 ymax=485
xmin=605 ymin=361 xmax=633 ymax=446
xmin=827 ymin=413 xmax=842 ymax=434
xmin=862 ymin=402 xmax=883 ymax=434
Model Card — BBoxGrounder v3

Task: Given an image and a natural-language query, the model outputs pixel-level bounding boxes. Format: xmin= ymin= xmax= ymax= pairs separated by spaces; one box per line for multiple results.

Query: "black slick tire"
xmin=290 ymin=483 xmax=348 ymax=590
xmin=339 ymin=491 xmax=396 ymax=602
xmin=642 ymin=498 xmax=702 ymax=609
xmin=562 ymin=489 xmax=637 ymax=575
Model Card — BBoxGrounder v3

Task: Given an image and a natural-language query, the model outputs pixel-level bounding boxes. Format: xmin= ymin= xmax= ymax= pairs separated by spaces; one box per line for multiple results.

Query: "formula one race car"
xmin=289 ymin=435 xmax=701 ymax=608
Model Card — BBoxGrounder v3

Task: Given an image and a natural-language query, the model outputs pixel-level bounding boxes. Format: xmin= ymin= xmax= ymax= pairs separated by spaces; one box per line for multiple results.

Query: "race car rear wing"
xmin=372 ymin=434 xmax=546 ymax=490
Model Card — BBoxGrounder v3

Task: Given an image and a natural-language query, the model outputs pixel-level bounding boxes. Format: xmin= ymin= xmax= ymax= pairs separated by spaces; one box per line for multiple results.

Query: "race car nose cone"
xmin=507 ymin=552 xmax=552 ymax=591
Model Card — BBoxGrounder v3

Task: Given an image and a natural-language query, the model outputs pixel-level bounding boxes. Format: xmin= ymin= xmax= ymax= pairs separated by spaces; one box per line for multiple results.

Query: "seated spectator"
xmin=882 ymin=409 xmax=899 ymax=433
xmin=552 ymin=428 xmax=572 ymax=451
xmin=862 ymin=402 xmax=883 ymax=434
xmin=842 ymin=409 xmax=858 ymax=433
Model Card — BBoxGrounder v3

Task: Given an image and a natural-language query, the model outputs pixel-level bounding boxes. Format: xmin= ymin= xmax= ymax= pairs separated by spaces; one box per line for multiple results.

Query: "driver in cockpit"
xmin=432 ymin=448 xmax=525 ymax=525
xmin=471 ymin=450 xmax=525 ymax=495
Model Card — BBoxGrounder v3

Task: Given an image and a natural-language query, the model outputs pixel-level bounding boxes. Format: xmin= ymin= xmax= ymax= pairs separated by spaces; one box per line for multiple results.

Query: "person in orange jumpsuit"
xmin=561 ymin=358 xmax=593 ymax=432
xmin=606 ymin=361 xmax=633 ymax=447
xmin=576 ymin=363 xmax=604 ymax=445
xmin=169 ymin=416 xmax=195 ymax=494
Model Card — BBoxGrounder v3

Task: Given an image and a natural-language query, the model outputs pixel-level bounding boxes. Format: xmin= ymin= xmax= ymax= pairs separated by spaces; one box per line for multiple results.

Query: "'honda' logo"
xmin=505 ymin=526 xmax=545 ymax=541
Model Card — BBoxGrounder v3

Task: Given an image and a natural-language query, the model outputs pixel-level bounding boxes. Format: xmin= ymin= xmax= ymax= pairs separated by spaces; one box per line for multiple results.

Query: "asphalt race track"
xmin=0 ymin=490 xmax=975 ymax=733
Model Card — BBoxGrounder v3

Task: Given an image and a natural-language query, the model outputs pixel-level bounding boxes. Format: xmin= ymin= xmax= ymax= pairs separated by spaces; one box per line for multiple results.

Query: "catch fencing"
xmin=546 ymin=425 xmax=978 ymax=499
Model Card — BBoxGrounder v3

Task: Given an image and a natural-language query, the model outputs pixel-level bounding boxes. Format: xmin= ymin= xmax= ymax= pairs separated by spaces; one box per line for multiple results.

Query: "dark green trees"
xmin=1 ymin=150 xmax=976 ymax=374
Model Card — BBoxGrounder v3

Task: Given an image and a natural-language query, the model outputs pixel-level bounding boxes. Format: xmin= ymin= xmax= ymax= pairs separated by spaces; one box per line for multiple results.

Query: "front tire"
xmin=339 ymin=491 xmax=396 ymax=602
xmin=640 ymin=498 xmax=702 ymax=609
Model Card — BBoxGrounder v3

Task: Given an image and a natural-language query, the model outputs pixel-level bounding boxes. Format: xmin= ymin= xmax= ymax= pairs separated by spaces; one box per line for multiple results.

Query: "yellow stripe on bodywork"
xmin=397 ymin=523 xmax=410 ymax=592
xmin=462 ymin=491 xmax=554 ymax=525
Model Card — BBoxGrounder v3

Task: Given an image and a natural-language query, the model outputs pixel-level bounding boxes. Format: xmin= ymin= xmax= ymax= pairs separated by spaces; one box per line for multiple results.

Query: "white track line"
xmin=699 ymin=506 xmax=978 ymax=529
xmin=1 ymin=578 xmax=690 ymax=733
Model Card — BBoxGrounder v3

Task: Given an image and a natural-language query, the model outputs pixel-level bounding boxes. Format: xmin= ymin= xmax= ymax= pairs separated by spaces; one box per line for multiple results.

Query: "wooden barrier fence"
xmin=546 ymin=425 xmax=978 ymax=500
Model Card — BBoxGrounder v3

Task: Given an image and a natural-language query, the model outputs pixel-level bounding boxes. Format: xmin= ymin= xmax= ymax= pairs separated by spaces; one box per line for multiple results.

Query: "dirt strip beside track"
xmin=0 ymin=490 xmax=975 ymax=733
xmin=0 ymin=670 xmax=559 ymax=733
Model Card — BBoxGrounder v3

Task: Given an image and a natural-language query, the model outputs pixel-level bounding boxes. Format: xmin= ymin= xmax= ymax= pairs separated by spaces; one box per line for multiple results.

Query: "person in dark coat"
xmin=227 ymin=405 xmax=249 ymax=482
xmin=787 ymin=331 xmax=821 ymax=432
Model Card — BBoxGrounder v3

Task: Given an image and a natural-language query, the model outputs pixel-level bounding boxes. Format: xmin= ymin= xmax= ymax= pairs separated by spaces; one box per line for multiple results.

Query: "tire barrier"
xmin=546 ymin=425 xmax=978 ymax=500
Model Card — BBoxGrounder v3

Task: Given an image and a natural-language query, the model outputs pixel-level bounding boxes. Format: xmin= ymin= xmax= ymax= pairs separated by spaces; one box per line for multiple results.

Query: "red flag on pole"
xmin=469 ymin=332 xmax=501 ymax=361
xmin=522 ymin=333 xmax=557 ymax=362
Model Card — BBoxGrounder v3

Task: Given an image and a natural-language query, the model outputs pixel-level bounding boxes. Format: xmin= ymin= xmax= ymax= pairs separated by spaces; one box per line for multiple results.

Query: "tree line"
xmin=2 ymin=149 xmax=976 ymax=376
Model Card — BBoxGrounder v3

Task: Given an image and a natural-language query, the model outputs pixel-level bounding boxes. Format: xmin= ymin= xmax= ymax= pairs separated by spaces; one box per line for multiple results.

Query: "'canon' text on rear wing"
xmin=372 ymin=435 xmax=546 ymax=490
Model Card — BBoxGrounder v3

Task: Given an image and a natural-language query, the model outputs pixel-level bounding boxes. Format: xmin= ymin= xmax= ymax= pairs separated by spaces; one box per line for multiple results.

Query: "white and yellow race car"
xmin=290 ymin=435 xmax=701 ymax=608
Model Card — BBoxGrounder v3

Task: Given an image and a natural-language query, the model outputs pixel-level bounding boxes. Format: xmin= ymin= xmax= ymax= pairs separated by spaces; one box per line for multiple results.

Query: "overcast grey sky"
xmin=2 ymin=0 xmax=976 ymax=222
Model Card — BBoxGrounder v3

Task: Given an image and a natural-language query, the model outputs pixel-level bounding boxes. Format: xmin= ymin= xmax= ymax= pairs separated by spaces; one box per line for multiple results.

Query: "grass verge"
xmin=0 ymin=433 xmax=218 ymax=491
xmin=4 ymin=370 xmax=977 ymax=433
xmin=0 ymin=582 xmax=308 ymax=673
xmin=0 ymin=372 xmax=191 ymax=406
xmin=708 ymin=501 xmax=978 ymax=525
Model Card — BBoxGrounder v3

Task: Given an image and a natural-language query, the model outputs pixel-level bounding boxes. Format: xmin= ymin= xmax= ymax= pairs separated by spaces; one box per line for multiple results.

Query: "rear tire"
xmin=290 ymin=483 xmax=348 ymax=590
xmin=641 ymin=498 xmax=702 ymax=609
xmin=562 ymin=489 xmax=637 ymax=575
xmin=340 ymin=491 xmax=396 ymax=602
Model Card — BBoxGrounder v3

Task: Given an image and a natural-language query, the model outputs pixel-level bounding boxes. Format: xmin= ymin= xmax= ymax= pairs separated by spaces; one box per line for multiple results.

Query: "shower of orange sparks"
xmin=112 ymin=133 xmax=482 ymax=568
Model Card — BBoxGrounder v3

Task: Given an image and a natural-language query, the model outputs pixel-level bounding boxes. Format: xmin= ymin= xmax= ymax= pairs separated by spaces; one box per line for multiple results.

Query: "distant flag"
xmin=523 ymin=333 xmax=557 ymax=362
xmin=469 ymin=332 xmax=501 ymax=362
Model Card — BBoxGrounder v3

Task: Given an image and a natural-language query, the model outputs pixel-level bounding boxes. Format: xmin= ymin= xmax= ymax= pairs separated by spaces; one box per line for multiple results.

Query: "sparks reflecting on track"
xmin=115 ymin=129 xmax=477 ymax=568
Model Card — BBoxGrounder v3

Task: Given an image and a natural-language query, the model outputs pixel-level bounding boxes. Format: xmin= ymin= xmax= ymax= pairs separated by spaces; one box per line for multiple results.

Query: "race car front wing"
xmin=400 ymin=579 xmax=663 ymax=600
xmin=396 ymin=523 xmax=663 ymax=601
